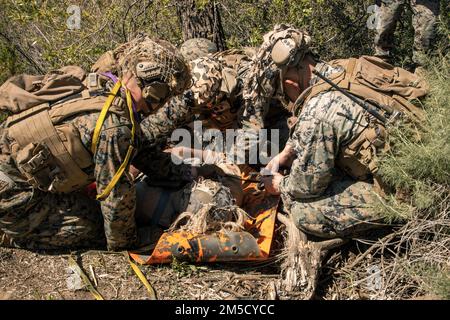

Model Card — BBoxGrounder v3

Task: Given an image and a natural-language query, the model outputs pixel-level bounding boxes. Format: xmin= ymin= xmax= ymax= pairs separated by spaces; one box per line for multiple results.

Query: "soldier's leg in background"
xmin=15 ymin=192 xmax=105 ymax=250
xmin=374 ymin=0 xmax=405 ymax=58
xmin=411 ymin=0 xmax=440 ymax=66
xmin=287 ymin=177 xmax=385 ymax=239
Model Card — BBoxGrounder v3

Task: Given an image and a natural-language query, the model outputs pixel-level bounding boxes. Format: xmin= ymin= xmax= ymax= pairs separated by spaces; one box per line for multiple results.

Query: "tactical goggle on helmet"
xmin=118 ymin=36 xmax=191 ymax=110
xmin=136 ymin=60 xmax=173 ymax=108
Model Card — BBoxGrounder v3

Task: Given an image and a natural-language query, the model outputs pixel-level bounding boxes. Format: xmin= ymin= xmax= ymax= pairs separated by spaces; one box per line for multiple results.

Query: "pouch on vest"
xmin=337 ymin=121 xmax=388 ymax=181
xmin=4 ymin=80 xmax=128 ymax=194
xmin=15 ymin=142 xmax=60 ymax=191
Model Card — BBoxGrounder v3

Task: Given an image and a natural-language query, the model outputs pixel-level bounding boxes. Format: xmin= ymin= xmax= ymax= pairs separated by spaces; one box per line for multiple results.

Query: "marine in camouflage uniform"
xmin=278 ymin=64 xmax=383 ymax=238
xmin=374 ymin=0 xmax=440 ymax=65
xmin=152 ymin=49 xmax=255 ymax=162
xmin=130 ymin=50 xmax=253 ymax=235
xmin=189 ymin=50 xmax=252 ymax=131
xmin=93 ymin=38 xmax=245 ymax=240
xmin=257 ymin=25 xmax=385 ymax=238
xmin=239 ymin=25 xmax=312 ymax=154
xmin=0 ymin=35 xmax=192 ymax=251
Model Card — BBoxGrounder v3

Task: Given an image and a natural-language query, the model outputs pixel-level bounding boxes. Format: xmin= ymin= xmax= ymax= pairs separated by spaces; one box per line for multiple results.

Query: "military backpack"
xmin=293 ymin=56 xmax=429 ymax=188
xmin=0 ymin=66 xmax=134 ymax=196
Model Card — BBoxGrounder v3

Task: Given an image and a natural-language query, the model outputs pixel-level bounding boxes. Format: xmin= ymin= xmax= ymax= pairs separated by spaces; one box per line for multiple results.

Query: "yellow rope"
xmin=68 ymin=255 xmax=104 ymax=300
xmin=126 ymin=253 xmax=157 ymax=300
xmin=91 ymin=80 xmax=137 ymax=200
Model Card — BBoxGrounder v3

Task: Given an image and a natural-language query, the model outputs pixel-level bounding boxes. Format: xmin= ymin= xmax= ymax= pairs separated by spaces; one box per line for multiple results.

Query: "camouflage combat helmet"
xmin=180 ymin=38 xmax=218 ymax=62
xmin=93 ymin=34 xmax=191 ymax=107
xmin=268 ymin=24 xmax=312 ymax=68
xmin=189 ymin=56 xmax=223 ymax=106
xmin=242 ymin=24 xmax=311 ymax=106
xmin=116 ymin=35 xmax=191 ymax=106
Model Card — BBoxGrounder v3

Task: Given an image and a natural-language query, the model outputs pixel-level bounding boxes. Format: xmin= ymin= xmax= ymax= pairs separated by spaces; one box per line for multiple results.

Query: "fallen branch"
xmin=276 ymin=213 xmax=347 ymax=299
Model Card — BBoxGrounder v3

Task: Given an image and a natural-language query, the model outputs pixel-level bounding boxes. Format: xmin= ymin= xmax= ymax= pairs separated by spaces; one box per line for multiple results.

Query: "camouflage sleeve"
xmin=94 ymin=119 xmax=137 ymax=251
xmin=139 ymin=93 xmax=195 ymax=150
xmin=132 ymin=92 xmax=195 ymax=183
xmin=239 ymin=63 xmax=280 ymax=131
xmin=279 ymin=95 xmax=337 ymax=201
xmin=132 ymin=147 xmax=194 ymax=186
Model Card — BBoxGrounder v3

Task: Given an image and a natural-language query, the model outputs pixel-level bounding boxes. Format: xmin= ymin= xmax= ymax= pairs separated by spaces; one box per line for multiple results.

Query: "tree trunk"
xmin=175 ymin=0 xmax=227 ymax=51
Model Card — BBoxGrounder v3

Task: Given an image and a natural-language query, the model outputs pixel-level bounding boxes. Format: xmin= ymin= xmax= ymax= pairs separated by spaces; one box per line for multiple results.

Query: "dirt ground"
xmin=0 ymin=246 xmax=282 ymax=300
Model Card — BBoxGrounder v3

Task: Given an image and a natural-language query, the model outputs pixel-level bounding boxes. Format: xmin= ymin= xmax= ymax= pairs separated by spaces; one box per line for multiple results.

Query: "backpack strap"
xmin=5 ymin=103 xmax=50 ymax=128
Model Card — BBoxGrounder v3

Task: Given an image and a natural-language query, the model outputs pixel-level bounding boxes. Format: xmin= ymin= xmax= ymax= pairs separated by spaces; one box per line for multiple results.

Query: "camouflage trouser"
xmin=374 ymin=0 xmax=440 ymax=65
xmin=0 ymin=187 xmax=105 ymax=250
xmin=284 ymin=177 xmax=384 ymax=239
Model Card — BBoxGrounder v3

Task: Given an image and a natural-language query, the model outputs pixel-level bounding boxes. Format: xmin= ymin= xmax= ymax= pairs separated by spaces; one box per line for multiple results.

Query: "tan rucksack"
xmin=297 ymin=56 xmax=428 ymax=121
xmin=0 ymin=67 xmax=132 ymax=195
xmin=294 ymin=56 xmax=429 ymax=189
xmin=0 ymin=66 xmax=87 ymax=114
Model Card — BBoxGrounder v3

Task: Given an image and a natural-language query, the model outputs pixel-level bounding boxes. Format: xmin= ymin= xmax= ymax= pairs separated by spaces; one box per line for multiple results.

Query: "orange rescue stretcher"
xmin=129 ymin=165 xmax=279 ymax=265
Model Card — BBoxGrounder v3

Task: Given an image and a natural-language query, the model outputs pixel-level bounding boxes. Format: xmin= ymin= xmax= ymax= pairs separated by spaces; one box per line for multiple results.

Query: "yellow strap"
xmin=126 ymin=253 xmax=157 ymax=300
xmin=68 ymin=255 xmax=104 ymax=300
xmin=96 ymin=145 xmax=135 ymax=200
xmin=91 ymin=80 xmax=122 ymax=154
xmin=93 ymin=81 xmax=137 ymax=201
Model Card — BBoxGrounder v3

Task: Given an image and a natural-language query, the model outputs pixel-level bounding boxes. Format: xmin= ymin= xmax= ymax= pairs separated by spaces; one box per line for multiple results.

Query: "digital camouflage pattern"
xmin=237 ymin=25 xmax=311 ymax=156
xmin=0 ymin=92 xmax=195 ymax=251
xmin=285 ymin=177 xmax=382 ymax=238
xmin=0 ymin=110 xmax=136 ymax=250
xmin=374 ymin=0 xmax=440 ymax=65
xmin=279 ymin=63 xmax=383 ymax=238
xmin=0 ymin=37 xmax=192 ymax=251
xmin=180 ymin=38 xmax=218 ymax=62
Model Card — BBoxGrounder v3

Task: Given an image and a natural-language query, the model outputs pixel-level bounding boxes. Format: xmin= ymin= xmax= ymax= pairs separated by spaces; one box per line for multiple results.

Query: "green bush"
xmin=378 ymin=54 xmax=449 ymax=221
xmin=4 ymin=0 xmax=447 ymax=80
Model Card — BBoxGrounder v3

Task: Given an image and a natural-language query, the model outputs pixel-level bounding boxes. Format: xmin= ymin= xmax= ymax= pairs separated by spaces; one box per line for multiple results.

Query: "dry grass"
xmin=0 ymin=246 xmax=281 ymax=300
